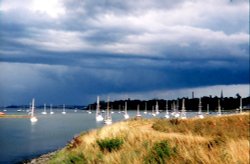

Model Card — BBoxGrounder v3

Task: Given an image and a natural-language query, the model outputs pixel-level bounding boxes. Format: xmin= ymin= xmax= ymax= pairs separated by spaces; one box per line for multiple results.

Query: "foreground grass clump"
xmin=97 ymin=138 xmax=124 ymax=152
xmin=66 ymin=152 xmax=86 ymax=164
xmin=49 ymin=113 xmax=249 ymax=164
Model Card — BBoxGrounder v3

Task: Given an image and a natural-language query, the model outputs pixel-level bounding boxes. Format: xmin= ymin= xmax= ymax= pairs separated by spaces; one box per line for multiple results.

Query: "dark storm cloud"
xmin=0 ymin=0 xmax=249 ymax=105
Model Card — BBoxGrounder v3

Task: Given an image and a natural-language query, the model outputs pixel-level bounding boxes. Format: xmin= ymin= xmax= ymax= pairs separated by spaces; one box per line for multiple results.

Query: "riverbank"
xmin=26 ymin=112 xmax=249 ymax=164
xmin=23 ymin=150 xmax=59 ymax=164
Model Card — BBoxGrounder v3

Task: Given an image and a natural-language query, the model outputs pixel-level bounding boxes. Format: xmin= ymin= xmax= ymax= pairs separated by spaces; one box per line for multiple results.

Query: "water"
xmin=0 ymin=109 xmax=224 ymax=163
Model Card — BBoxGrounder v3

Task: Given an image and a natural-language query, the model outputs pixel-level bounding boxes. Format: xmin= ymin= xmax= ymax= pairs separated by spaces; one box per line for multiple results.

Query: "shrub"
xmin=145 ymin=140 xmax=176 ymax=164
xmin=97 ymin=138 xmax=124 ymax=152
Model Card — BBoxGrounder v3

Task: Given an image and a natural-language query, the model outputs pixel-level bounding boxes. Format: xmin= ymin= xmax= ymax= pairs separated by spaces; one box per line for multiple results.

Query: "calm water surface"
xmin=0 ymin=109 xmax=221 ymax=163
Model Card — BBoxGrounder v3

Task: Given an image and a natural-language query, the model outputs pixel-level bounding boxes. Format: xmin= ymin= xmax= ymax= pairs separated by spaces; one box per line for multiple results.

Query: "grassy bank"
xmin=46 ymin=113 xmax=249 ymax=164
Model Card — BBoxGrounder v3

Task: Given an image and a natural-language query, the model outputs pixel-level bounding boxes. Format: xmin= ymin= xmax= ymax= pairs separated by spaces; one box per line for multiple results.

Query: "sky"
xmin=0 ymin=0 xmax=249 ymax=106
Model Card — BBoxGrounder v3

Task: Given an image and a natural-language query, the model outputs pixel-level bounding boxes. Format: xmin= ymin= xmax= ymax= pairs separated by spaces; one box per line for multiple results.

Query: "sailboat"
xmin=62 ymin=104 xmax=66 ymax=114
xmin=50 ymin=104 xmax=54 ymax=114
xmin=136 ymin=104 xmax=142 ymax=117
xmin=118 ymin=105 xmax=121 ymax=113
xmin=239 ymin=97 xmax=243 ymax=113
xmin=170 ymin=102 xmax=174 ymax=116
xmin=151 ymin=106 xmax=156 ymax=117
xmin=171 ymin=101 xmax=180 ymax=118
xmin=87 ymin=105 xmax=92 ymax=114
xmin=110 ymin=105 xmax=114 ymax=114
xmin=155 ymin=101 xmax=159 ymax=115
xmin=41 ymin=103 xmax=47 ymax=115
xmin=197 ymin=98 xmax=204 ymax=118
xmin=164 ymin=100 xmax=170 ymax=118
xmin=96 ymin=96 xmax=104 ymax=121
xmin=144 ymin=102 xmax=147 ymax=114
xmin=104 ymin=97 xmax=112 ymax=124
xmin=175 ymin=99 xmax=180 ymax=118
xmin=217 ymin=99 xmax=222 ymax=116
xmin=30 ymin=98 xmax=38 ymax=123
xmin=180 ymin=99 xmax=187 ymax=119
xmin=206 ymin=104 xmax=209 ymax=115
xmin=124 ymin=101 xmax=129 ymax=119
xmin=27 ymin=103 xmax=32 ymax=114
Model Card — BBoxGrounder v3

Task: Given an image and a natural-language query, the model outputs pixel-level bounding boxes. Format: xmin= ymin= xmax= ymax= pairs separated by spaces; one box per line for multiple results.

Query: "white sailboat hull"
xmin=96 ymin=115 xmax=104 ymax=121
xmin=164 ymin=114 xmax=170 ymax=118
xmin=104 ymin=119 xmax=112 ymax=125
xmin=124 ymin=114 xmax=129 ymax=119
xmin=30 ymin=116 xmax=38 ymax=122
xmin=180 ymin=114 xmax=187 ymax=119
xmin=197 ymin=114 xmax=204 ymax=119
xmin=174 ymin=113 xmax=180 ymax=118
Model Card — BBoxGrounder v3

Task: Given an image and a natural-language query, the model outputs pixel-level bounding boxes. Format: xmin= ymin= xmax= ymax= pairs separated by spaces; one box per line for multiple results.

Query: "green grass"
xmin=97 ymin=137 xmax=124 ymax=152
xmin=144 ymin=140 xmax=177 ymax=164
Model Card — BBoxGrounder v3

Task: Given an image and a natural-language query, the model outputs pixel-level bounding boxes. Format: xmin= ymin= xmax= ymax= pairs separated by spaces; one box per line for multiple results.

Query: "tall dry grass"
xmin=49 ymin=113 xmax=249 ymax=164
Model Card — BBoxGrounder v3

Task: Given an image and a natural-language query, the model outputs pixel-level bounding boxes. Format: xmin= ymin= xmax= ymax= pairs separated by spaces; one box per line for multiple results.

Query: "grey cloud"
xmin=0 ymin=0 xmax=249 ymax=105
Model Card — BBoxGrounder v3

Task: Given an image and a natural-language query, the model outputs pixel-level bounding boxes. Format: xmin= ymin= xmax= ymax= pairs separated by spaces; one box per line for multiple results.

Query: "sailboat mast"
xmin=31 ymin=98 xmax=35 ymax=117
xmin=173 ymin=101 xmax=176 ymax=113
xmin=125 ymin=101 xmax=127 ymax=114
xmin=166 ymin=100 xmax=169 ymax=114
xmin=198 ymin=98 xmax=202 ymax=114
xmin=218 ymin=99 xmax=221 ymax=114
xmin=182 ymin=99 xmax=185 ymax=113
xmin=96 ymin=96 xmax=100 ymax=116
xmin=240 ymin=97 xmax=242 ymax=113
xmin=44 ymin=104 xmax=46 ymax=112
xmin=107 ymin=97 xmax=110 ymax=118
xmin=155 ymin=101 xmax=159 ymax=114
xmin=176 ymin=99 xmax=179 ymax=112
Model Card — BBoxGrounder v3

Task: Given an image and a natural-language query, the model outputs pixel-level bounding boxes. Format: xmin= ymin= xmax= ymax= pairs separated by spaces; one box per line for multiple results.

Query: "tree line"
xmin=88 ymin=96 xmax=250 ymax=112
